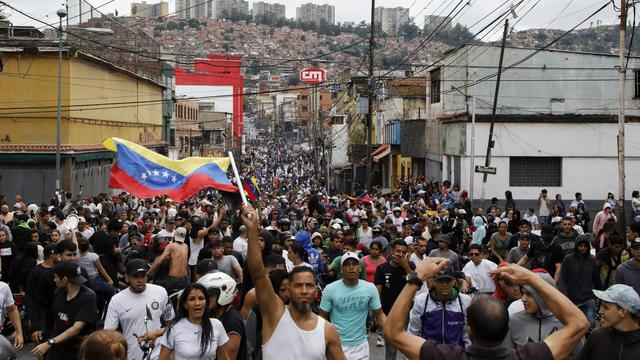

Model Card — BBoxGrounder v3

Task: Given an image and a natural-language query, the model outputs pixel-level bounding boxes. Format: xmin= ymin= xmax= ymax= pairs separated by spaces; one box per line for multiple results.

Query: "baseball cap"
xmin=311 ymin=232 xmax=323 ymax=240
xmin=166 ymin=217 xmax=176 ymax=224
xmin=341 ymin=252 xmax=360 ymax=267
xmin=54 ymin=260 xmax=87 ymax=285
xmin=331 ymin=223 xmax=341 ymax=230
xmin=434 ymin=267 xmax=456 ymax=281
xmin=43 ymin=243 xmax=57 ymax=258
xmin=174 ymin=227 xmax=187 ymax=243
xmin=239 ymin=225 xmax=247 ymax=232
xmin=629 ymin=237 xmax=640 ymax=248
xmin=125 ymin=259 xmax=150 ymax=275
xmin=593 ymin=284 xmax=640 ymax=315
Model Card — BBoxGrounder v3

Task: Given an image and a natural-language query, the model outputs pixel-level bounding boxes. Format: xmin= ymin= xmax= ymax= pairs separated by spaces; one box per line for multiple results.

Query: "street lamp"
xmin=56 ymin=7 xmax=66 ymax=191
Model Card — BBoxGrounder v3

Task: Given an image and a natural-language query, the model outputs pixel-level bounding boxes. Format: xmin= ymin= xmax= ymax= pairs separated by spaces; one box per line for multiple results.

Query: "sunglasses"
xmin=469 ymin=253 xmax=481 ymax=257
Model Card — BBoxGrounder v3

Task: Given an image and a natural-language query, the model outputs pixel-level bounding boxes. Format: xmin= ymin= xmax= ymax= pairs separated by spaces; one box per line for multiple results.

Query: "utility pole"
xmin=617 ymin=0 xmax=627 ymax=228
xmin=480 ymin=19 xmax=509 ymax=203
xmin=365 ymin=0 xmax=376 ymax=192
xmin=56 ymin=8 xmax=67 ymax=192
xmin=470 ymin=72 xmax=477 ymax=204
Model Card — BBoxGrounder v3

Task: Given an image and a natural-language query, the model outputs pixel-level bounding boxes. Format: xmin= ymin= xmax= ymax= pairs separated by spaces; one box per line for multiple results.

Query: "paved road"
xmin=16 ymin=331 xmax=399 ymax=359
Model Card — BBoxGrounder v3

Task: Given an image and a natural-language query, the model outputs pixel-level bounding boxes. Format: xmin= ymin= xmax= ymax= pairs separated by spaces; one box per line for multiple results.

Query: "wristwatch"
xmin=47 ymin=338 xmax=56 ymax=346
xmin=405 ymin=272 xmax=423 ymax=287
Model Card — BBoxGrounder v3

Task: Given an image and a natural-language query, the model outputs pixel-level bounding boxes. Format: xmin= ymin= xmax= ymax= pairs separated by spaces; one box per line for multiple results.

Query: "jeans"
xmin=579 ymin=299 xmax=597 ymax=329
xmin=377 ymin=323 xmax=398 ymax=360
xmin=539 ymin=216 xmax=549 ymax=226
xmin=87 ymin=277 xmax=116 ymax=300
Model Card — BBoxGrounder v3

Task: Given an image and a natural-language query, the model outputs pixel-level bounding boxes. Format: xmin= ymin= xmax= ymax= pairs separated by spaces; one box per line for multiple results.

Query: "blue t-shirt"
xmin=319 ymin=280 xmax=382 ymax=346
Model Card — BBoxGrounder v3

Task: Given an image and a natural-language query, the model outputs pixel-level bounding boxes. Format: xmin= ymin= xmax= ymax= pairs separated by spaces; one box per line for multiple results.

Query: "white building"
xmin=252 ymin=2 xmax=286 ymax=20
xmin=425 ymin=44 xmax=640 ymax=202
xmin=66 ymin=0 xmax=101 ymax=26
xmin=175 ymin=0 xmax=248 ymax=19
xmin=374 ymin=7 xmax=410 ymax=36
xmin=131 ymin=1 xmax=169 ymax=18
xmin=424 ymin=14 xmax=452 ymax=33
xmin=296 ymin=3 xmax=335 ymax=25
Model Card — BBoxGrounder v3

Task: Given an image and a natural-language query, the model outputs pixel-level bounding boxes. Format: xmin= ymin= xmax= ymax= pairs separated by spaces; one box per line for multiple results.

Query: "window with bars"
xmin=430 ymin=67 xmax=441 ymax=104
xmin=509 ymin=157 xmax=562 ymax=187
xmin=635 ymin=69 xmax=640 ymax=99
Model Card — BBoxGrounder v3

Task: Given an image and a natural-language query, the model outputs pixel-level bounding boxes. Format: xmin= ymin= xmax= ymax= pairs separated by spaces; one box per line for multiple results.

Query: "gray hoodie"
xmin=615 ymin=258 xmax=640 ymax=296
xmin=504 ymin=272 xmax=584 ymax=357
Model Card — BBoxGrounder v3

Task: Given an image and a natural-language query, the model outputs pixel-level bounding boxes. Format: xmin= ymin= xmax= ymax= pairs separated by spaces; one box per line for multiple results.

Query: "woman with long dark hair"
xmin=157 ymin=283 xmax=230 ymax=360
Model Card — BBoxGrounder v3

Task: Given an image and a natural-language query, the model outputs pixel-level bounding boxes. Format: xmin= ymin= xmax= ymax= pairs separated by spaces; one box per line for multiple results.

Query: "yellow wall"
xmin=0 ymin=52 xmax=164 ymax=145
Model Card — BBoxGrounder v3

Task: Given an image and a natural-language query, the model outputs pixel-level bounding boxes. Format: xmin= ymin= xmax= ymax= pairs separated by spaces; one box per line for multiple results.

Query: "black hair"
xmin=222 ymin=236 xmax=233 ymax=244
xmin=519 ymin=219 xmax=531 ymax=228
xmin=265 ymin=254 xmax=286 ymax=268
xmin=633 ymin=190 xmax=640 ymax=198
xmin=390 ymin=239 xmax=407 ymax=250
xmin=167 ymin=283 xmax=213 ymax=357
xmin=288 ymin=242 xmax=308 ymax=263
xmin=288 ymin=265 xmax=316 ymax=283
xmin=269 ymin=268 xmax=289 ymax=294
xmin=609 ymin=234 xmax=624 ymax=246
xmin=467 ymin=295 xmax=510 ymax=346
xmin=57 ymin=240 xmax=77 ymax=254
xmin=107 ymin=219 xmax=123 ymax=232
xmin=370 ymin=240 xmax=383 ymax=250
xmin=78 ymin=237 xmax=90 ymax=253
xmin=468 ymin=244 xmax=482 ymax=252
xmin=575 ymin=192 xmax=582 ymax=198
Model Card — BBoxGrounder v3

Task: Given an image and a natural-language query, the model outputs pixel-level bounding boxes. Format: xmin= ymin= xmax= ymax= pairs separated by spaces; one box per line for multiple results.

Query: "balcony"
xmin=384 ymin=121 xmax=401 ymax=145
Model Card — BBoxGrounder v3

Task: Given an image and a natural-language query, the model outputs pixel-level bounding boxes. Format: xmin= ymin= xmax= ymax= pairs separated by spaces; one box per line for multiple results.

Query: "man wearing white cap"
xmin=577 ymin=284 xmax=640 ymax=359
xmin=149 ymin=227 xmax=189 ymax=293
xmin=320 ymin=252 xmax=385 ymax=359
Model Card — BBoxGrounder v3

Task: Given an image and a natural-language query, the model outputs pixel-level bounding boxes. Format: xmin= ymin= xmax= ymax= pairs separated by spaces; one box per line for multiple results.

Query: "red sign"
xmin=299 ymin=68 xmax=327 ymax=84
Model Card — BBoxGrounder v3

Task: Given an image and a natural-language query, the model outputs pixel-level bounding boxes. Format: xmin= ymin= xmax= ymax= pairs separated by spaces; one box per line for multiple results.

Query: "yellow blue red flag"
xmin=103 ymin=137 xmax=238 ymax=201
xmin=242 ymin=176 xmax=261 ymax=201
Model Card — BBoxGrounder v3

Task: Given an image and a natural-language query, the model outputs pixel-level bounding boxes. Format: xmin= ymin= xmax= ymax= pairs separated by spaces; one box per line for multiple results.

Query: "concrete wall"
xmin=450 ymin=121 xmax=640 ymax=201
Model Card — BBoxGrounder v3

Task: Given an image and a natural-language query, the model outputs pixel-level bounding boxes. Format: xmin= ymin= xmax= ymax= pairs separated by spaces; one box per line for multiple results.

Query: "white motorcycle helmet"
xmin=197 ymin=271 xmax=238 ymax=306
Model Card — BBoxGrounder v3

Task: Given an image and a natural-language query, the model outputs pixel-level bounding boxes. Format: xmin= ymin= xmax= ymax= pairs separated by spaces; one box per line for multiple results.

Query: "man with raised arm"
xmin=241 ymin=204 xmax=346 ymax=360
xmin=383 ymin=260 xmax=589 ymax=360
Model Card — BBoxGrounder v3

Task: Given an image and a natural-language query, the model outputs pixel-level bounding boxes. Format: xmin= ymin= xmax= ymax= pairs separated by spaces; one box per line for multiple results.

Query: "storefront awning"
xmin=372 ymin=144 xmax=391 ymax=163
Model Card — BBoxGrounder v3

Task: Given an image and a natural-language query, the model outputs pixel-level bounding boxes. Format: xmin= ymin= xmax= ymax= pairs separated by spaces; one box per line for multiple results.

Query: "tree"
xmin=188 ymin=18 xmax=199 ymax=29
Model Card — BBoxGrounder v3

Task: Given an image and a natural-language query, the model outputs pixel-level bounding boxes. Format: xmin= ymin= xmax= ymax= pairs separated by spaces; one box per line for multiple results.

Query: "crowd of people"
xmin=0 ymin=137 xmax=638 ymax=360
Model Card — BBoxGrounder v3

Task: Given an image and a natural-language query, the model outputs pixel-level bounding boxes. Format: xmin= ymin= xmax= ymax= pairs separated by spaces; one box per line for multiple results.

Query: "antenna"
xmin=509 ymin=3 xmax=519 ymax=19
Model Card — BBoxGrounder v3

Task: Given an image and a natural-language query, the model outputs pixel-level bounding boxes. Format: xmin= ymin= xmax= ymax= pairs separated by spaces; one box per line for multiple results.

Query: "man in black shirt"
xmin=384 ymin=258 xmax=589 ymax=360
xmin=199 ymin=272 xmax=247 ymax=360
xmin=89 ymin=219 xmax=123 ymax=287
xmin=31 ymin=260 xmax=97 ymax=360
xmin=0 ymin=229 xmax=18 ymax=280
xmin=374 ymin=239 xmax=413 ymax=358
xmin=26 ymin=243 xmax=58 ymax=344
xmin=518 ymin=224 xmax=564 ymax=283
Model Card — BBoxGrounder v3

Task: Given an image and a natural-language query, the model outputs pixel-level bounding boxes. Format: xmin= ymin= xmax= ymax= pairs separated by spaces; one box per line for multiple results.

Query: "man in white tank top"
xmin=241 ymin=204 xmax=346 ymax=360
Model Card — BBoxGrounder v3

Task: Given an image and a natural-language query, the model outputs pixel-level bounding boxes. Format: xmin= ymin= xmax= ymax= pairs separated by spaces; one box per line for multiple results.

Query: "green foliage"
xmin=432 ymin=23 xmax=475 ymax=46
xmin=188 ymin=18 xmax=199 ymax=29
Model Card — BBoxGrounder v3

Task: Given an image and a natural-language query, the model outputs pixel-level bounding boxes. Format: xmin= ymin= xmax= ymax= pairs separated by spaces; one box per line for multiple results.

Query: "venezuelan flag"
xmin=103 ymin=137 xmax=238 ymax=201
xmin=242 ymin=176 xmax=261 ymax=201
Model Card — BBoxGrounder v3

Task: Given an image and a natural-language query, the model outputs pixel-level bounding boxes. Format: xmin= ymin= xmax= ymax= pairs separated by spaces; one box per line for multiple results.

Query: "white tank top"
xmin=262 ymin=307 xmax=326 ymax=360
xmin=188 ymin=237 xmax=203 ymax=266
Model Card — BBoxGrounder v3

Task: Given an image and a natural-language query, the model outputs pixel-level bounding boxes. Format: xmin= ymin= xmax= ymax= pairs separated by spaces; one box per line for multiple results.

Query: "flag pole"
xmin=228 ymin=151 xmax=248 ymax=206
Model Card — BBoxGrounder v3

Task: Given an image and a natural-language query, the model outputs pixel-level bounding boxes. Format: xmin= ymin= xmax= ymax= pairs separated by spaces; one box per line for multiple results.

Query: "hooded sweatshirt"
xmin=615 ymin=258 xmax=640 ymax=296
xmin=593 ymin=203 xmax=617 ymax=236
xmin=558 ymin=235 xmax=603 ymax=304
xmin=471 ymin=216 xmax=486 ymax=246
xmin=504 ymin=271 xmax=584 ymax=356
xmin=577 ymin=326 xmax=640 ymax=360
xmin=295 ymin=230 xmax=324 ymax=275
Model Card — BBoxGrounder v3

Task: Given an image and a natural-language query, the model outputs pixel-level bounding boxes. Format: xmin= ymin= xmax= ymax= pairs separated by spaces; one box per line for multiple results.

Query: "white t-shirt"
xmin=0 ymin=281 xmax=14 ymax=309
xmin=189 ymin=237 xmax=204 ymax=266
xmin=347 ymin=208 xmax=360 ymax=223
xmin=462 ymin=259 xmax=498 ymax=293
xmin=104 ymin=284 xmax=175 ymax=360
xmin=409 ymin=253 xmax=424 ymax=267
xmin=233 ymin=236 xmax=248 ymax=260
xmin=157 ymin=317 xmax=229 ymax=359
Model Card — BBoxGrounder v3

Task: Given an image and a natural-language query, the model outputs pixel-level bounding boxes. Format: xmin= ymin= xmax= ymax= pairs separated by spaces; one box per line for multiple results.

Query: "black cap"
xmin=54 ymin=260 xmax=87 ymax=285
xmin=166 ymin=217 xmax=176 ymax=224
xmin=434 ymin=267 xmax=456 ymax=281
xmin=630 ymin=238 xmax=640 ymax=249
xmin=43 ymin=243 xmax=57 ymax=258
xmin=195 ymin=259 xmax=218 ymax=276
xmin=629 ymin=222 xmax=640 ymax=235
xmin=125 ymin=259 xmax=149 ymax=275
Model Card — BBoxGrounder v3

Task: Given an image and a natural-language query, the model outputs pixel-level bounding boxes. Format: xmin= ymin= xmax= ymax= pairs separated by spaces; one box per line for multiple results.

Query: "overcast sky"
xmin=4 ymin=0 xmax=620 ymax=33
